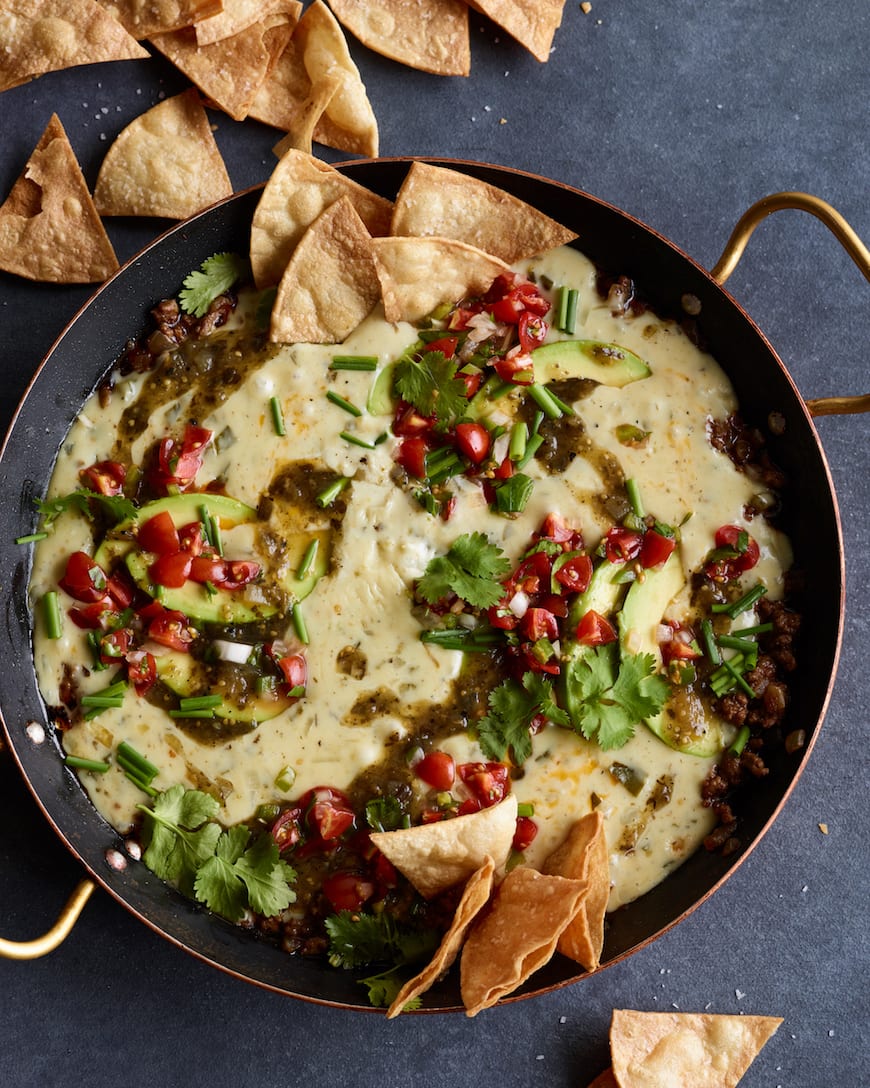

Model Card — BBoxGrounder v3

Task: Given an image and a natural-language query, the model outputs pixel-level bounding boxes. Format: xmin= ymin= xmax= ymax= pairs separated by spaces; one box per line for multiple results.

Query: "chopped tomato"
xmin=520 ymin=607 xmax=559 ymax=642
xmin=177 ymin=521 xmax=205 ymax=556
xmin=79 ymin=459 xmax=126 ymax=496
xmin=106 ymin=569 xmax=136 ymax=609
xmin=660 ymin=624 xmax=702 ymax=663
xmin=705 ymin=524 xmax=760 ymax=582
xmin=396 ymin=436 xmax=428 ymax=479
xmin=518 ymin=311 xmax=548 ymax=353
xmin=553 ymin=553 xmax=593 ymax=594
xmin=99 ymin=628 xmax=131 ymax=664
xmin=494 ymin=348 xmax=535 ymax=384
xmin=512 ymin=816 xmax=538 ymax=852
xmin=392 ymin=402 xmax=432 ymax=437
xmin=272 ymin=806 xmax=304 ymax=851
xmin=304 ymin=786 xmax=356 ymax=841
xmin=424 ymin=336 xmax=458 ymax=358
xmin=59 ymin=552 xmax=108 ymax=603
xmin=604 ymin=526 xmax=644 ymax=563
xmin=494 ymin=456 xmax=514 ymax=480
xmin=536 ymin=513 xmax=581 ymax=546
xmin=575 ymin=609 xmax=618 ymax=646
xmin=517 ymin=644 xmax=561 ymax=676
xmin=321 ymin=871 xmax=375 ymax=912
xmin=457 ymin=798 xmax=482 ymax=817
xmin=213 ymin=560 xmax=260 ymax=590
xmin=459 ymin=369 xmax=483 ymax=398
xmin=640 ymin=529 xmax=676 ymax=569
xmin=414 ymin=750 xmax=456 ymax=791
xmin=126 ymin=650 xmax=157 ymax=696
xmin=275 ymin=653 xmax=307 ymax=691
xmin=488 ymin=602 xmax=520 ymax=631
xmin=68 ymin=601 xmax=116 ymax=630
xmin=138 ymin=511 xmax=180 ymax=555
xmin=152 ymin=425 xmax=212 ymax=493
xmin=148 ymin=551 xmax=192 ymax=589
xmin=454 ymin=422 xmax=491 ymax=465
xmin=509 ymin=550 xmax=552 ymax=596
xmin=458 ymin=762 xmax=510 ymax=807
xmin=148 ymin=610 xmax=194 ymax=652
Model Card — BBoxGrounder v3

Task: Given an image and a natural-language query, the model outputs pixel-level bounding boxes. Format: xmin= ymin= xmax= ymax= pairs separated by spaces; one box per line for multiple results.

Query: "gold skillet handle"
xmin=712 ymin=191 xmax=870 ymax=418
xmin=0 ymin=878 xmax=95 ymax=960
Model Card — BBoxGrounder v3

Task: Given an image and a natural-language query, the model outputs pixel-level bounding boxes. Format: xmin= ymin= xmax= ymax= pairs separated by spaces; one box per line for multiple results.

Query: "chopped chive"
xmin=717 ymin=634 xmax=759 ymax=654
xmin=329 ymin=355 xmax=378 ymax=371
xmin=270 ymin=395 xmax=286 ymax=436
xmin=420 ymin=627 xmax=504 ymax=651
xmin=80 ymin=694 xmax=125 ymax=709
xmin=530 ymin=409 xmax=545 ymax=436
xmin=168 ymin=708 xmax=215 ymax=719
xmin=64 ymin=755 xmax=110 ymax=773
xmin=326 ymin=390 xmax=363 ymax=416
xmin=211 ymin=516 xmax=223 ymax=557
xmin=43 ymin=591 xmax=62 ymax=640
xmin=178 ymin=694 xmax=223 ymax=711
xmin=712 ymin=583 xmax=768 ymax=618
xmin=557 ymin=285 xmax=570 ymax=330
xmin=516 ymin=433 xmax=544 ymax=470
xmin=723 ymin=657 xmax=757 ymax=698
xmin=516 ymin=802 xmax=535 ymax=818
xmin=700 ymin=618 xmax=721 ymax=665
xmin=489 ymin=378 xmax=517 ymax=401
xmin=509 ymin=421 xmax=528 ymax=462
xmin=733 ymin=622 xmax=773 ymax=637
xmin=16 ymin=532 xmax=48 ymax=544
xmin=562 ymin=288 xmax=579 ymax=334
xmin=425 ymin=445 xmax=459 ymax=468
xmin=340 ymin=431 xmax=378 ymax=450
xmin=274 ymin=765 xmax=296 ymax=792
xmin=625 ymin=478 xmax=645 ymax=519
xmin=117 ymin=741 xmax=159 ymax=781
xmin=315 ymin=476 xmax=350 ymax=508
xmin=292 ymin=602 xmax=309 ymax=645
xmin=427 ymin=452 xmax=463 ymax=484
xmin=123 ymin=768 xmax=158 ymax=796
xmin=547 ymin=388 xmax=574 ymax=415
xmin=297 ymin=538 xmax=319 ymax=579
xmin=728 ymin=724 xmax=752 ymax=758
xmin=527 ymin=383 xmax=564 ymax=419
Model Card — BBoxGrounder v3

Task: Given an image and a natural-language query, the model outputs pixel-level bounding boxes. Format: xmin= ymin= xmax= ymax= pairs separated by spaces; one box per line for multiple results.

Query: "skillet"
xmin=0 ymin=159 xmax=865 ymax=1008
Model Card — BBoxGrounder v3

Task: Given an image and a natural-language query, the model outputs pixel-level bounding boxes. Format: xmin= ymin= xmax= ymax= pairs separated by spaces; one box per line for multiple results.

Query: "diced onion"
xmin=213 ymin=639 xmax=253 ymax=664
xmin=508 ymin=590 xmax=530 ymax=618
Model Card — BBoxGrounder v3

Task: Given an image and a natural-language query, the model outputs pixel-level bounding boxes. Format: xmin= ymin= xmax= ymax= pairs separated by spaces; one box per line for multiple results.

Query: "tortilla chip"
xmin=150 ymin=14 xmax=295 ymax=122
xmin=460 ymin=867 xmax=588 ymax=1016
xmin=391 ymin=162 xmax=578 ymax=264
xmin=372 ymin=236 xmax=512 ymax=324
xmin=0 ymin=114 xmax=119 ymax=283
xmin=370 ymin=794 xmax=517 ymax=899
xmin=250 ymin=148 xmax=392 ymax=289
xmin=586 ymin=1071 xmax=619 ymax=1088
xmin=269 ymin=196 xmax=381 ymax=344
xmin=271 ymin=69 xmax=342 ymax=157
xmin=468 ymin=0 xmax=566 ymax=63
xmin=327 ymin=0 xmax=470 ymax=77
xmin=94 ymin=89 xmax=232 ymax=218
xmin=386 ymin=856 xmax=495 ymax=1018
xmin=0 ymin=0 xmax=148 ymax=92
xmin=541 ymin=811 xmax=609 ymax=971
xmin=195 ymin=0 xmax=301 ymax=46
xmin=609 ymin=1010 xmax=783 ymax=1088
xmin=100 ymin=0 xmax=222 ymax=39
xmin=250 ymin=1 xmax=378 ymax=158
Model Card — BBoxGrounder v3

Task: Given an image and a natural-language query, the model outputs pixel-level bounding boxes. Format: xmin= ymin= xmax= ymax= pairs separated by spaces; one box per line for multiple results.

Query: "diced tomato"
xmin=459 ymin=369 xmax=483 ymax=399
xmin=421 ymin=809 xmax=446 ymax=823
xmin=188 ymin=556 xmax=225 ymax=584
xmin=509 ymin=549 xmax=553 ymax=596
xmin=393 ymin=402 xmax=432 ymax=437
xmin=99 ymin=628 xmax=131 ymax=664
xmin=275 ymin=653 xmax=307 ymax=691
xmin=425 ymin=336 xmax=459 ymax=358
xmin=490 ymin=283 xmax=551 ymax=325
xmin=494 ymin=348 xmax=535 ymax=384
xmin=457 ymin=798 xmax=482 ymax=817
xmin=177 ymin=521 xmax=205 ymax=556
xmin=414 ymin=750 xmax=456 ymax=791
xmin=396 ymin=436 xmax=428 ymax=479
xmin=520 ymin=607 xmax=559 ymax=642
xmin=440 ymin=494 xmax=457 ymax=522
xmin=272 ymin=806 xmax=305 ymax=851
xmin=454 ymin=422 xmax=491 ymax=465
xmin=106 ymin=569 xmax=136 ymax=609
xmin=494 ymin=456 xmax=514 ymax=480
xmin=152 ymin=425 xmax=212 ymax=493
xmin=640 ymin=529 xmax=677 ymax=569
xmin=373 ymin=852 xmax=398 ymax=889
xmin=149 ymin=551 xmax=192 ymax=589
xmin=512 ymin=281 xmax=551 ymax=316
xmin=482 ymin=272 xmax=518 ymax=304
xmin=59 ymin=552 xmax=109 ymax=603
xmin=79 ymin=459 xmax=126 ymax=496
xmin=604 ymin=526 xmax=644 ymax=564
xmin=214 ymin=560 xmax=260 ymax=590
xmin=321 ymin=871 xmax=375 ymax=912
xmin=517 ymin=644 xmax=561 ymax=676
xmin=575 ymin=609 xmax=618 ymax=646
xmin=553 ymin=553 xmax=593 ymax=594
xmin=68 ymin=601 xmax=116 ymax=630
xmin=147 ymin=610 xmax=194 ymax=652
xmin=488 ymin=602 xmax=520 ymax=631
xmin=458 ymin=762 xmax=510 ymax=807
xmin=660 ymin=624 xmax=702 ymax=664
xmin=705 ymin=524 xmax=760 ymax=582
xmin=539 ymin=593 xmax=568 ymax=618
xmin=138 ymin=511 xmax=180 ymax=555
xmin=126 ymin=650 xmax=157 ymax=696
xmin=305 ymin=786 xmax=356 ymax=841
xmin=536 ymin=513 xmax=580 ymax=546
xmin=512 ymin=816 xmax=538 ymax=852
xmin=518 ymin=311 xmax=548 ymax=353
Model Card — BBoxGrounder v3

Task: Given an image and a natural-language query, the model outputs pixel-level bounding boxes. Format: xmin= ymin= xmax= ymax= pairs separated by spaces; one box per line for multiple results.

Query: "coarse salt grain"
xmin=105 ymin=849 xmax=127 ymax=872
xmin=25 ymin=722 xmax=45 ymax=744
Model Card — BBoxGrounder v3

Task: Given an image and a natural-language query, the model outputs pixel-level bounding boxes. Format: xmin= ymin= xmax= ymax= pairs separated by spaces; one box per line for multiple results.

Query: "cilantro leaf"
xmin=138 ymin=785 xmax=222 ymax=896
xmin=478 ymin=671 xmax=567 ymax=766
xmin=394 ymin=350 xmax=468 ymax=425
xmin=568 ymin=647 xmax=671 ymax=750
xmin=231 ymin=832 xmax=296 ymax=918
xmin=179 ymin=252 xmax=248 ymax=318
xmin=35 ymin=490 xmax=137 ymax=530
xmin=325 ymin=910 xmax=439 ymax=971
xmin=417 ymin=532 xmax=511 ymax=609
xmin=522 ymin=670 xmax=570 ymax=729
xmin=358 ymin=967 xmax=423 ymax=1011
xmin=194 ymin=824 xmax=250 ymax=920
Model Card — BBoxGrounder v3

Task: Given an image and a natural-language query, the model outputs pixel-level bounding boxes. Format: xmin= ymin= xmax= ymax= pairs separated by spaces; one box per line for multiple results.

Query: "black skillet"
xmin=0 ymin=159 xmax=864 ymax=1008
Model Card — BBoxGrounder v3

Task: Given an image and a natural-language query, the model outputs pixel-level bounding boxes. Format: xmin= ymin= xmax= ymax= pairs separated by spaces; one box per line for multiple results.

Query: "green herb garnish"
xmin=416 ymin=532 xmax=511 ymax=609
xmin=178 ymin=252 xmax=247 ymax=318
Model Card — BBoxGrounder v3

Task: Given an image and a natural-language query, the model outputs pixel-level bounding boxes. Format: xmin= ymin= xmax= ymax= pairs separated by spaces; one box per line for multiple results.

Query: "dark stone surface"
xmin=0 ymin=3 xmax=866 ymax=1085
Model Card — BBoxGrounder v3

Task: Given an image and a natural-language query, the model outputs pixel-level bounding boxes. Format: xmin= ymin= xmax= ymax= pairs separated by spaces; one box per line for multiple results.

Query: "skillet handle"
xmin=713 ymin=191 xmax=870 ymax=418
xmin=0 ymin=878 xmax=95 ymax=960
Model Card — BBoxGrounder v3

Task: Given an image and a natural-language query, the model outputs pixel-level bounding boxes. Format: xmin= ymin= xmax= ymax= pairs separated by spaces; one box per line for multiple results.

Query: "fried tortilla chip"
xmin=250 ymin=148 xmax=392 ymax=289
xmin=327 ymin=0 xmax=470 ymax=77
xmin=460 ymin=867 xmax=588 ymax=1017
xmin=0 ymin=114 xmax=118 ymax=283
xmin=250 ymin=1 xmax=378 ymax=158
xmin=386 ymin=856 xmax=496 ymax=1018
xmin=370 ymin=794 xmax=517 ymax=899
xmin=372 ymin=236 xmax=512 ymax=324
xmin=150 ymin=14 xmax=294 ymax=122
xmin=271 ymin=69 xmax=342 ymax=157
xmin=100 ymin=0 xmax=222 ymax=39
xmin=0 ymin=0 xmax=148 ymax=92
xmin=609 ymin=1010 xmax=783 ymax=1088
xmin=269 ymin=196 xmax=381 ymax=344
xmin=94 ymin=89 xmax=232 ymax=218
xmin=541 ymin=811 xmax=609 ymax=971
xmin=468 ymin=0 xmax=566 ymax=63
xmin=195 ymin=0 xmax=301 ymax=46
xmin=391 ymin=162 xmax=577 ymax=263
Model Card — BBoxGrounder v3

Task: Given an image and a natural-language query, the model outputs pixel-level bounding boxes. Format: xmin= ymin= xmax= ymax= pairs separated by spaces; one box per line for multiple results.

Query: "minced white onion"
xmin=508 ymin=590 xmax=530 ymax=618
xmin=213 ymin=639 xmax=254 ymax=664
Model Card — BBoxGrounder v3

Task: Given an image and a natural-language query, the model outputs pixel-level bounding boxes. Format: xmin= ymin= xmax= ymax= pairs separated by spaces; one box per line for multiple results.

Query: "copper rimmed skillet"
xmin=0 ymin=160 xmax=867 ymax=1008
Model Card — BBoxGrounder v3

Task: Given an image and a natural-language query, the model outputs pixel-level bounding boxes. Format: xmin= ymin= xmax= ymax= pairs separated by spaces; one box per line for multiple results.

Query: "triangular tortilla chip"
xmin=467 ymin=0 xmax=566 ymax=63
xmin=386 ymin=856 xmax=495 ymax=1018
xmin=269 ymin=197 xmax=381 ymax=344
xmin=150 ymin=15 xmax=294 ymax=122
xmin=100 ymin=0 xmax=222 ymax=39
xmin=271 ymin=70 xmax=342 ymax=158
xmin=94 ymin=89 xmax=232 ymax=219
xmin=609 ymin=1010 xmax=783 ymax=1088
xmin=370 ymin=794 xmax=517 ymax=899
xmin=372 ymin=236 xmax=512 ymax=324
xmin=0 ymin=0 xmax=148 ymax=92
xmin=327 ymin=0 xmax=470 ymax=77
xmin=541 ymin=811 xmax=609 ymax=970
xmin=0 ymin=114 xmax=119 ymax=283
xmin=195 ymin=0 xmax=302 ymax=46
xmin=460 ymin=866 xmax=588 ymax=1016
xmin=391 ymin=162 xmax=578 ymax=263
xmin=250 ymin=148 xmax=392 ymax=289
xmin=249 ymin=0 xmax=378 ymax=158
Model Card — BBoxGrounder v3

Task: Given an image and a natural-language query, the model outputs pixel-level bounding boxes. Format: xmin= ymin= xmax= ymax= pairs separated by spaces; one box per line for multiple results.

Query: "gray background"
xmin=0 ymin=2 xmax=867 ymax=1086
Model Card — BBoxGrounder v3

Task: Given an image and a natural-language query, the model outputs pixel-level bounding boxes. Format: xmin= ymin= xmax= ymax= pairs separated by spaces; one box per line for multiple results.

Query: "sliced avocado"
xmin=156 ymin=651 xmax=296 ymax=730
xmin=531 ymin=339 xmax=651 ymax=387
xmin=618 ymin=551 xmax=723 ymax=757
xmin=366 ymin=361 xmax=397 ymax=416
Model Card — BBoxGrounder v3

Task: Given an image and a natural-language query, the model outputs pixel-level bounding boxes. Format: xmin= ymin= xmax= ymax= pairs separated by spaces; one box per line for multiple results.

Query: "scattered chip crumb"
xmin=581 ymin=1 xmax=592 ymax=12
xmin=818 ymin=822 xmax=829 ymax=834
xmin=735 ymin=989 xmax=747 ymax=1000
xmin=499 ymin=118 xmax=507 ymax=124
xmin=559 ymin=1016 xmax=567 ymax=1024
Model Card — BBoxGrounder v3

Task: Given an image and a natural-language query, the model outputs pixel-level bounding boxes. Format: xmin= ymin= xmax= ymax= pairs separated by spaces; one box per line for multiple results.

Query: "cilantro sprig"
xmin=35 ymin=489 xmax=137 ymax=530
xmin=394 ymin=349 xmax=468 ymax=427
xmin=137 ymin=785 xmax=296 ymax=921
xmin=179 ymin=252 xmax=248 ymax=318
xmin=478 ymin=671 xmax=569 ymax=766
xmin=416 ymin=532 xmax=511 ymax=609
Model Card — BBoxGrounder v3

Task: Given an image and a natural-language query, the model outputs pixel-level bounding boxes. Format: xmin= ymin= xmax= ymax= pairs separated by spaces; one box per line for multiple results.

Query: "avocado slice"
xmin=618 ymin=551 xmax=724 ymax=757
xmin=531 ymin=339 xmax=651 ymax=387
